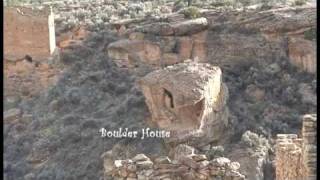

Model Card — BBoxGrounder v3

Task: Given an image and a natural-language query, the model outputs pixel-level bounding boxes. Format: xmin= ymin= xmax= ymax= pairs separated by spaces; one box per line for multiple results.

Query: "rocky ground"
xmin=3 ymin=0 xmax=316 ymax=180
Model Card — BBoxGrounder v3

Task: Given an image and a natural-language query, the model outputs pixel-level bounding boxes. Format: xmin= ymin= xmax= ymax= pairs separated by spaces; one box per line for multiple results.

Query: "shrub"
xmin=304 ymin=28 xmax=316 ymax=41
xmin=241 ymin=130 xmax=269 ymax=148
xmin=292 ymin=0 xmax=307 ymax=6
xmin=174 ymin=0 xmax=187 ymax=11
xmin=211 ymin=0 xmax=233 ymax=7
xmin=237 ymin=0 xmax=251 ymax=8
xmin=260 ymin=3 xmax=273 ymax=10
xmin=206 ymin=146 xmax=224 ymax=160
xmin=182 ymin=6 xmax=201 ymax=19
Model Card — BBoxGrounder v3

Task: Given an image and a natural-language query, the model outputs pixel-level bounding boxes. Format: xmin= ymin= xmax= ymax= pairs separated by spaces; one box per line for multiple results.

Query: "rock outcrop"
xmin=139 ymin=61 xmax=229 ymax=147
xmin=107 ymin=6 xmax=316 ymax=74
xmin=275 ymin=114 xmax=317 ymax=180
xmin=107 ymin=18 xmax=209 ymax=67
xmin=288 ymin=37 xmax=316 ymax=73
xmin=107 ymin=39 xmax=161 ymax=68
xmin=138 ymin=17 xmax=208 ymax=36
xmin=103 ymin=151 xmax=245 ymax=180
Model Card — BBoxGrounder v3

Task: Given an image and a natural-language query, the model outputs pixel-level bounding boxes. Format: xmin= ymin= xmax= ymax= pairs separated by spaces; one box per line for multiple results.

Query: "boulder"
xmin=139 ymin=17 xmax=208 ymax=36
xmin=132 ymin=154 xmax=150 ymax=162
xmin=173 ymin=17 xmax=208 ymax=36
xmin=4 ymin=108 xmax=22 ymax=122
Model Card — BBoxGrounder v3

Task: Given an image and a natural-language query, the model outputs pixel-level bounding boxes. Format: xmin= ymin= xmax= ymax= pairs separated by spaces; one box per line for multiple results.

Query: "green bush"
xmin=241 ymin=130 xmax=269 ymax=148
xmin=260 ymin=3 xmax=273 ymax=10
xmin=206 ymin=146 xmax=224 ymax=160
xmin=237 ymin=0 xmax=251 ymax=8
xmin=292 ymin=0 xmax=307 ymax=6
xmin=211 ymin=1 xmax=233 ymax=7
xmin=304 ymin=28 xmax=316 ymax=41
xmin=182 ymin=6 xmax=201 ymax=19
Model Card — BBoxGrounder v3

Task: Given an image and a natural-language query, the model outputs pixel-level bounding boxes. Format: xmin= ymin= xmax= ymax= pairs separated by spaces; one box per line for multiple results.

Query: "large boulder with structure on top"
xmin=139 ymin=60 xmax=229 ymax=147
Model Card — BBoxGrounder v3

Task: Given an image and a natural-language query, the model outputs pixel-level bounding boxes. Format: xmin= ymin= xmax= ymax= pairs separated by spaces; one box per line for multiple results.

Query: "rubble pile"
xmin=103 ymin=152 xmax=245 ymax=180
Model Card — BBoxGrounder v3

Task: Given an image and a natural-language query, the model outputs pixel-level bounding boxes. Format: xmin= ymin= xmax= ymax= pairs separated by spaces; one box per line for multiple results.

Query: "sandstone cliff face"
xmin=107 ymin=17 xmax=209 ymax=68
xmin=139 ymin=61 xmax=229 ymax=147
xmin=107 ymin=7 xmax=316 ymax=74
xmin=288 ymin=37 xmax=316 ymax=73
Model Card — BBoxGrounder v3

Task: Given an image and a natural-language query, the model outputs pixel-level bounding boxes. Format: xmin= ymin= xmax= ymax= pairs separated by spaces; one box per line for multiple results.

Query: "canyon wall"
xmin=107 ymin=7 xmax=316 ymax=74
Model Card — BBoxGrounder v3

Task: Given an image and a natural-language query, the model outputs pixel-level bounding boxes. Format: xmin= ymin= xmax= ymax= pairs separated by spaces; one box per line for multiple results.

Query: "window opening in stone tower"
xmin=164 ymin=89 xmax=174 ymax=108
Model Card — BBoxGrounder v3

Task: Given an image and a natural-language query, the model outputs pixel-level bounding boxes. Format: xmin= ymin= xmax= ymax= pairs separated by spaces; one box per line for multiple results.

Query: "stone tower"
xmin=275 ymin=114 xmax=317 ymax=180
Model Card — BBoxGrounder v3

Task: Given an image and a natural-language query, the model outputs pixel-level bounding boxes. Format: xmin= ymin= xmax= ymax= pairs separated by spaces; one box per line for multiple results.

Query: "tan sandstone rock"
xmin=288 ymin=37 xmax=316 ymax=74
xmin=139 ymin=61 xmax=229 ymax=146
xmin=107 ymin=39 xmax=161 ymax=67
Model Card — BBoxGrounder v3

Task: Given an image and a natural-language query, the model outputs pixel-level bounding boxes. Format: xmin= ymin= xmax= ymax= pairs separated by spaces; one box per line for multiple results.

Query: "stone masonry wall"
xmin=4 ymin=7 xmax=56 ymax=61
xmin=275 ymin=134 xmax=304 ymax=180
xmin=276 ymin=114 xmax=317 ymax=180
xmin=302 ymin=114 xmax=317 ymax=180
xmin=103 ymin=152 xmax=245 ymax=180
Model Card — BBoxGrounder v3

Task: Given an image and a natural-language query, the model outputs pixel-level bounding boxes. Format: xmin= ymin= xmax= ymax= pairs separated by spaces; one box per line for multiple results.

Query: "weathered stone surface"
xmin=139 ymin=61 xmax=229 ymax=146
xmin=129 ymin=32 xmax=145 ymax=40
xmin=136 ymin=160 xmax=154 ymax=169
xmin=211 ymin=157 xmax=231 ymax=167
xmin=107 ymin=39 xmax=161 ymax=67
xmin=4 ymin=7 xmax=56 ymax=61
xmin=139 ymin=17 xmax=208 ymax=36
xmin=132 ymin=154 xmax=150 ymax=162
xmin=288 ymin=37 xmax=316 ymax=74
xmin=177 ymin=37 xmax=193 ymax=60
xmin=106 ymin=152 xmax=244 ymax=179
xmin=102 ymin=150 xmax=114 ymax=175
xmin=179 ymin=156 xmax=199 ymax=169
xmin=162 ymin=53 xmax=180 ymax=66
xmin=190 ymin=154 xmax=207 ymax=162
xmin=229 ymin=162 xmax=241 ymax=171
xmin=154 ymin=156 xmax=171 ymax=164
xmin=172 ymin=17 xmax=208 ymax=36
xmin=171 ymin=144 xmax=196 ymax=161
xmin=4 ymin=108 xmax=22 ymax=122
xmin=275 ymin=114 xmax=317 ymax=180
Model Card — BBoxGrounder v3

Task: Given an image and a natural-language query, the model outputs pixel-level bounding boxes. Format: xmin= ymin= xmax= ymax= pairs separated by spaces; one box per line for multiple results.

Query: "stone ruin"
xmin=275 ymin=114 xmax=317 ymax=180
xmin=102 ymin=148 xmax=245 ymax=180
xmin=139 ymin=60 xmax=229 ymax=147
xmin=4 ymin=6 xmax=56 ymax=61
